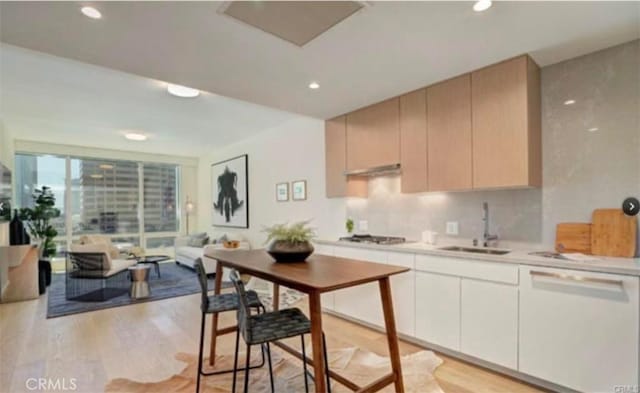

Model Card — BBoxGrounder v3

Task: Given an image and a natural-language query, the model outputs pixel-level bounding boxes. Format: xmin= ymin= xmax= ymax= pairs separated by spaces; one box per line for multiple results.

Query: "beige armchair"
xmin=77 ymin=235 xmax=121 ymax=259
xmin=69 ymin=243 xmax=136 ymax=277
xmin=66 ymin=243 xmax=137 ymax=301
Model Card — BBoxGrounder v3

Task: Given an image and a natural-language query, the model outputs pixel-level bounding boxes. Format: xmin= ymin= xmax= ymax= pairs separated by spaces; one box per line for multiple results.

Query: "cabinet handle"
xmin=529 ymin=270 xmax=623 ymax=287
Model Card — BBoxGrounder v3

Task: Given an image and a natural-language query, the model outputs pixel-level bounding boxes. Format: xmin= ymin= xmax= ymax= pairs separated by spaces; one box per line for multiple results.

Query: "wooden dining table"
xmin=207 ymin=249 xmax=409 ymax=393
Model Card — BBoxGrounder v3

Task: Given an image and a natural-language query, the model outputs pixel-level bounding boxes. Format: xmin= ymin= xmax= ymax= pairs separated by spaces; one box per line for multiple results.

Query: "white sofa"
xmin=174 ymin=233 xmax=250 ymax=275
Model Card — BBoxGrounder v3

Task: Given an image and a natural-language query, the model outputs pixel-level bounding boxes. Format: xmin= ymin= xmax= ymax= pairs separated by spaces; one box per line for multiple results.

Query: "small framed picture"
xmin=292 ymin=180 xmax=307 ymax=201
xmin=276 ymin=182 xmax=289 ymax=202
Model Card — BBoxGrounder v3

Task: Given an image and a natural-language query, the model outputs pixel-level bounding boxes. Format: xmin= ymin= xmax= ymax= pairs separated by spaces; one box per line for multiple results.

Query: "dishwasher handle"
xmin=530 ymin=270 xmax=623 ymax=288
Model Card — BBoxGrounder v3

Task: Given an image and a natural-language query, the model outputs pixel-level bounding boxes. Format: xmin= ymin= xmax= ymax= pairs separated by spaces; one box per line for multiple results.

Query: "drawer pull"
xmin=530 ymin=270 xmax=623 ymax=287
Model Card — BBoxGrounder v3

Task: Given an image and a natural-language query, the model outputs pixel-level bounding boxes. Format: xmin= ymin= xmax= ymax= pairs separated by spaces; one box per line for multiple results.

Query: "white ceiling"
xmin=1 ymin=1 xmax=638 ymax=120
xmin=0 ymin=44 xmax=299 ymax=157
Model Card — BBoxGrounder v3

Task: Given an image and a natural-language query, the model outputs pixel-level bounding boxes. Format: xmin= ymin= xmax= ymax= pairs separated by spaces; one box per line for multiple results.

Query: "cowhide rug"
xmin=105 ymin=347 xmax=444 ymax=393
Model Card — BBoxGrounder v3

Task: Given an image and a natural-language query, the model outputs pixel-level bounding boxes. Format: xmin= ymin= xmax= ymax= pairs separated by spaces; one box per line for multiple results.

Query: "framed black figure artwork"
xmin=211 ymin=155 xmax=249 ymax=228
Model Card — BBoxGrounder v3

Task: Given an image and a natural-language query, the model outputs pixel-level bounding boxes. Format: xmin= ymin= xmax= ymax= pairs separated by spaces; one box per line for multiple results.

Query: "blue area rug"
xmin=46 ymin=262 xmax=229 ymax=318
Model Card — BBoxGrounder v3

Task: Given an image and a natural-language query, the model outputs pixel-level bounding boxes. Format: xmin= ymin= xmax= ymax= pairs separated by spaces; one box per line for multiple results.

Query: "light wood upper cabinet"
xmin=400 ymin=89 xmax=428 ymax=193
xmin=325 ymin=116 xmax=368 ymax=198
xmin=346 ymin=98 xmax=400 ymax=171
xmin=471 ymin=56 xmax=541 ymax=189
xmin=427 ymin=74 xmax=473 ymax=192
xmin=325 ymin=54 xmax=541 ymax=197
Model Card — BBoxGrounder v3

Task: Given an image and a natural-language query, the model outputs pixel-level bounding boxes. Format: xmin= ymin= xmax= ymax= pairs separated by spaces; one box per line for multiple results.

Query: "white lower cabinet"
xmin=387 ymin=252 xmax=416 ymax=337
xmin=313 ymin=244 xmax=334 ymax=256
xmin=519 ymin=266 xmax=639 ymax=392
xmin=318 ymin=243 xmax=640 ymax=392
xmin=329 ymin=247 xmax=415 ymax=335
xmin=415 ymin=271 xmax=461 ymax=350
xmin=460 ymin=279 xmax=518 ymax=369
xmin=313 ymin=244 xmax=335 ymax=311
xmin=333 ymin=246 xmax=386 ymax=326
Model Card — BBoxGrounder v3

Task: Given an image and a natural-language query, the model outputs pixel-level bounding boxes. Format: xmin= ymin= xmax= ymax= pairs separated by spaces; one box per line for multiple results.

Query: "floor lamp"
xmin=185 ymin=197 xmax=195 ymax=235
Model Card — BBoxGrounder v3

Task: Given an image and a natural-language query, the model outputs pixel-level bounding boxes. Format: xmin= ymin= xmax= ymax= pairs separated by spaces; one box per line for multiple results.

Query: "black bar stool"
xmin=195 ymin=260 xmax=266 ymax=393
xmin=229 ymin=269 xmax=331 ymax=393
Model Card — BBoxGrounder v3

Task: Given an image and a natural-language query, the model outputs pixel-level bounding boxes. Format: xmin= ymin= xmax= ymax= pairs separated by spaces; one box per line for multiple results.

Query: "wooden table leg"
xmin=379 ymin=277 xmax=404 ymax=393
xmin=308 ymin=291 xmax=327 ymax=393
xmin=208 ymin=262 xmax=224 ymax=366
xmin=272 ymin=283 xmax=280 ymax=311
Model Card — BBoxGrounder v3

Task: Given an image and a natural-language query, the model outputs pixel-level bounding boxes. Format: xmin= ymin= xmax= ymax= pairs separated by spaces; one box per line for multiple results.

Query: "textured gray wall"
xmin=541 ymin=39 xmax=640 ymax=245
xmin=346 ymin=40 xmax=639 ymax=246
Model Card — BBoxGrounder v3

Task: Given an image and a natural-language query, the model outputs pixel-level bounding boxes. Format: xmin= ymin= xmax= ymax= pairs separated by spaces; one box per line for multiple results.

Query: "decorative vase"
xmin=40 ymin=258 xmax=52 ymax=287
xmin=9 ymin=209 xmax=29 ymax=245
xmin=33 ymin=242 xmax=52 ymax=287
xmin=38 ymin=259 xmax=48 ymax=295
xmin=266 ymin=240 xmax=314 ymax=263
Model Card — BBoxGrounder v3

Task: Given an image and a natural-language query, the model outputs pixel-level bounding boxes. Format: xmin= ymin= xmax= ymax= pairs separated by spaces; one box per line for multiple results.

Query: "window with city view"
xmin=15 ymin=153 xmax=180 ymax=256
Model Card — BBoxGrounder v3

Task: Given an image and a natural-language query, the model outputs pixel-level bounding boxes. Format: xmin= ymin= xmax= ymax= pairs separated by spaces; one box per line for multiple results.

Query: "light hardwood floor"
xmin=0 ymin=287 xmax=545 ymax=393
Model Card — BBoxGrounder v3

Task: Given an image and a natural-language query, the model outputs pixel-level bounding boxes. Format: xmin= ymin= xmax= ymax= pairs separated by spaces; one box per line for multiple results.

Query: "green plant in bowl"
xmin=263 ymin=220 xmax=316 ymax=262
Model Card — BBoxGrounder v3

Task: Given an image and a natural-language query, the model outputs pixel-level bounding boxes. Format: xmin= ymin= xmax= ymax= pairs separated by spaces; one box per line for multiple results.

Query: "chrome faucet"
xmin=482 ymin=202 xmax=498 ymax=247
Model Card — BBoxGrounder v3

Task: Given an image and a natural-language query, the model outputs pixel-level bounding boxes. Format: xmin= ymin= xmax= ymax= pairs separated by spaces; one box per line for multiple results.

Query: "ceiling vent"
xmin=219 ymin=1 xmax=364 ymax=47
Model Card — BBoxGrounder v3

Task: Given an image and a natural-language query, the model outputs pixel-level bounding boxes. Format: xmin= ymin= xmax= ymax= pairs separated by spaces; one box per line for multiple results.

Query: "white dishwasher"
xmin=519 ymin=265 xmax=639 ymax=393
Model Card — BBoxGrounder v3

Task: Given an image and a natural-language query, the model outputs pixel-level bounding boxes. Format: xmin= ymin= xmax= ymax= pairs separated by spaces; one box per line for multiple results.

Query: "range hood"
xmin=344 ymin=163 xmax=401 ymax=177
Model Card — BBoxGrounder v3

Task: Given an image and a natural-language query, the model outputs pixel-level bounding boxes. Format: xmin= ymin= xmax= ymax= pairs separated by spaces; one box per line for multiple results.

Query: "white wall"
xmin=197 ymin=116 xmax=346 ymax=247
xmin=0 ymin=119 xmax=14 ymax=171
xmin=0 ymin=120 xmax=13 ymax=245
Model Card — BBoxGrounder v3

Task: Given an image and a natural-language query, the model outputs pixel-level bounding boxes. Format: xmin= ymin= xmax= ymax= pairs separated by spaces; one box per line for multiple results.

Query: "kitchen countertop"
xmin=315 ymin=239 xmax=640 ymax=277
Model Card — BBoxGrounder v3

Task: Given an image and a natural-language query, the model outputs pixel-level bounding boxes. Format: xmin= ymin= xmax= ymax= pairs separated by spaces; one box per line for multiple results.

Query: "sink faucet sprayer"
xmin=482 ymin=202 xmax=498 ymax=247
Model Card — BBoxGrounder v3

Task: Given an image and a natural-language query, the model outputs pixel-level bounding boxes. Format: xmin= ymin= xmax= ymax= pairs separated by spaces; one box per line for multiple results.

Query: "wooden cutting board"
xmin=591 ymin=209 xmax=638 ymax=257
xmin=555 ymin=223 xmax=592 ymax=254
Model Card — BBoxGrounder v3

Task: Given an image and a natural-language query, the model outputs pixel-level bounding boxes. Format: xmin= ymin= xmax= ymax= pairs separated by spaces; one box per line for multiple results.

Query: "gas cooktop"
xmin=339 ymin=234 xmax=406 ymax=245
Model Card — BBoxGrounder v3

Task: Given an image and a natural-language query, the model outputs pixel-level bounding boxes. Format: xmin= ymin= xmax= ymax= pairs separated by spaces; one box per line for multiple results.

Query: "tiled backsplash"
xmin=346 ymin=176 xmax=542 ymax=243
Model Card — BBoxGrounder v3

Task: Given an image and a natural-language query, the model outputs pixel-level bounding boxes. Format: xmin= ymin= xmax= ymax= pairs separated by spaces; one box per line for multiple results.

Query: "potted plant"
xmin=19 ymin=186 xmax=61 ymax=289
xmin=263 ymin=220 xmax=315 ymax=263
xmin=346 ymin=218 xmax=354 ymax=234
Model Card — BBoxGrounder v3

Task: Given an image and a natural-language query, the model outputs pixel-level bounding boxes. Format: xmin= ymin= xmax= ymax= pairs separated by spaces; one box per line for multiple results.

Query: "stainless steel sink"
xmin=438 ymin=246 xmax=511 ymax=255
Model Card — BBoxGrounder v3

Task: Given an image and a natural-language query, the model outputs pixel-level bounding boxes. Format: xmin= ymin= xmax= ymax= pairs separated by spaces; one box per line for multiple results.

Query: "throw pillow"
xmin=109 ymin=247 xmax=121 ymax=260
xmin=211 ymin=234 xmax=229 ymax=244
xmin=187 ymin=235 xmax=209 ymax=247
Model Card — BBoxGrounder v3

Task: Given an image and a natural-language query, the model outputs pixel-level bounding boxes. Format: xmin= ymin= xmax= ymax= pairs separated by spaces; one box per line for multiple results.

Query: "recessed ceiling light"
xmin=124 ymin=133 xmax=148 ymax=141
xmin=167 ymin=84 xmax=200 ymax=98
xmin=90 ymin=174 xmax=103 ymax=179
xmin=564 ymin=99 xmax=576 ymax=105
xmin=588 ymin=127 xmax=599 ymax=132
xmin=473 ymin=0 xmax=492 ymax=12
xmin=99 ymin=164 xmax=114 ymax=170
xmin=81 ymin=6 xmax=102 ymax=19
xmin=308 ymin=82 xmax=320 ymax=89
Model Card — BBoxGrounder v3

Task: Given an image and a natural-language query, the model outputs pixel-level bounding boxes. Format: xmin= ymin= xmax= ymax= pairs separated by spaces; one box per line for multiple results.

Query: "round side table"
xmin=128 ymin=265 xmax=151 ymax=299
